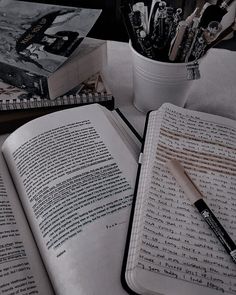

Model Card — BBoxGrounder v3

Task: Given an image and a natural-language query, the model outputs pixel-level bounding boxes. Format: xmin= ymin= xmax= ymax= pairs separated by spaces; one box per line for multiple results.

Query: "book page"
xmin=2 ymin=104 xmax=139 ymax=295
xmin=126 ymin=103 xmax=236 ymax=295
xmin=0 ymin=135 xmax=54 ymax=295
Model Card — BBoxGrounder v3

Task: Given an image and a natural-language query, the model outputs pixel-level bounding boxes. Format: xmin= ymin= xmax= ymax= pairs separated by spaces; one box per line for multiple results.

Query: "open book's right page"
xmin=125 ymin=103 xmax=236 ymax=295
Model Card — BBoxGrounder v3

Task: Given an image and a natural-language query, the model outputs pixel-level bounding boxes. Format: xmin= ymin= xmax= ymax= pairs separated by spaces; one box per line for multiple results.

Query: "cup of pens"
xmin=129 ymin=41 xmax=199 ymax=113
xmin=121 ymin=0 xmax=231 ymax=113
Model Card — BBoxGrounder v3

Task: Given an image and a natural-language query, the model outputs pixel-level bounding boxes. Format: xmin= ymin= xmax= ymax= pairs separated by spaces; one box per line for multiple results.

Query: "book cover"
xmin=0 ymin=0 xmax=102 ymax=98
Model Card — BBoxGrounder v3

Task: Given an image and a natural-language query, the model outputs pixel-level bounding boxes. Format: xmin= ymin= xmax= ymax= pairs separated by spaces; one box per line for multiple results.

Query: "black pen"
xmin=131 ymin=10 xmax=153 ymax=57
xmin=120 ymin=2 xmax=143 ymax=54
xmin=167 ymin=159 xmax=236 ymax=264
xmin=167 ymin=7 xmax=182 ymax=44
xmin=148 ymin=0 xmax=160 ymax=35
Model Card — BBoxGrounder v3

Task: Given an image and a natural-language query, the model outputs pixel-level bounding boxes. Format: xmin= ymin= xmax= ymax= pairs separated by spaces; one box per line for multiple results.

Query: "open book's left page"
xmin=0 ymin=135 xmax=54 ymax=295
xmin=2 ymin=104 xmax=139 ymax=295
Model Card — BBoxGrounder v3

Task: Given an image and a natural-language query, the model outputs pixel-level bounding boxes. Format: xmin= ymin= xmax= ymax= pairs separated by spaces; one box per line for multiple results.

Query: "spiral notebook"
xmin=0 ymin=73 xmax=114 ymax=133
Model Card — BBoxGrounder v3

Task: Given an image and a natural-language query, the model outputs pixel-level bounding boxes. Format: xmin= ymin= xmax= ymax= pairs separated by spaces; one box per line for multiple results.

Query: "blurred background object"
xmin=19 ymin=0 xmax=128 ymax=41
xmin=19 ymin=0 xmax=236 ymax=49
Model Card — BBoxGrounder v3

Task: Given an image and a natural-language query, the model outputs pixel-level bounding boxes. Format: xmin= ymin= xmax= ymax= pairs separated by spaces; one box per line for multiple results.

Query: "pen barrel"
xmin=194 ymin=199 xmax=236 ymax=262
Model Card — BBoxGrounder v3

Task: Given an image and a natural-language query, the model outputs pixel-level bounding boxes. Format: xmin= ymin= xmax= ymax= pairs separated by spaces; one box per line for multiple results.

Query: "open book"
xmin=0 ymin=104 xmax=141 ymax=295
xmin=122 ymin=103 xmax=236 ymax=295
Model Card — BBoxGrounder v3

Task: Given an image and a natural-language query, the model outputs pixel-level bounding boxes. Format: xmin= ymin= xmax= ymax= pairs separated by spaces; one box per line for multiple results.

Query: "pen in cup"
xmin=131 ymin=9 xmax=155 ymax=58
xmin=150 ymin=1 xmax=168 ymax=50
xmin=120 ymin=3 xmax=142 ymax=53
xmin=132 ymin=2 xmax=149 ymax=34
xmin=168 ymin=20 xmax=188 ymax=61
xmin=167 ymin=7 xmax=182 ymax=43
xmin=178 ymin=7 xmax=199 ymax=62
xmin=168 ymin=6 xmax=198 ymax=61
xmin=148 ymin=0 xmax=160 ymax=35
xmin=166 ymin=158 xmax=236 ymax=264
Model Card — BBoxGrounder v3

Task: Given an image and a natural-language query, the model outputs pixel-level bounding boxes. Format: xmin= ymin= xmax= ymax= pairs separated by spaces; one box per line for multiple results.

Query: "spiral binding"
xmin=0 ymin=92 xmax=112 ymax=111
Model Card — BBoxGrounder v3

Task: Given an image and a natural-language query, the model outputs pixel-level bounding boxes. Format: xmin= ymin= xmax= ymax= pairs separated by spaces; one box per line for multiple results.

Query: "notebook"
xmin=122 ymin=103 xmax=236 ymax=295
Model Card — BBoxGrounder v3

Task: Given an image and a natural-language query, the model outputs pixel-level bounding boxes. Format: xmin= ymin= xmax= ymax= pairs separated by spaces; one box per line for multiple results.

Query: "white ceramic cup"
xmin=130 ymin=42 xmax=197 ymax=113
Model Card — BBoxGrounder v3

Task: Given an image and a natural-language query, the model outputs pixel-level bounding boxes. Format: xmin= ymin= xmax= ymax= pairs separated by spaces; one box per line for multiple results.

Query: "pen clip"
xmin=168 ymin=7 xmax=183 ymax=43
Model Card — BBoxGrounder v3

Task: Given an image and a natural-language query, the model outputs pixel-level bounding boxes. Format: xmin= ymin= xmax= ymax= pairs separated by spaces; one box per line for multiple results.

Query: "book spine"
xmin=0 ymin=60 xmax=49 ymax=98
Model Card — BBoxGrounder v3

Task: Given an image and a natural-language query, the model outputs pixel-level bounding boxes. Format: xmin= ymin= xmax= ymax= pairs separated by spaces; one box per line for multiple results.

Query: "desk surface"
xmin=103 ymin=41 xmax=236 ymax=137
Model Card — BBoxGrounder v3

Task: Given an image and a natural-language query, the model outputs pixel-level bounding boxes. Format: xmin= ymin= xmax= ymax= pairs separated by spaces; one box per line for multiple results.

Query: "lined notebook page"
xmin=126 ymin=103 xmax=236 ymax=295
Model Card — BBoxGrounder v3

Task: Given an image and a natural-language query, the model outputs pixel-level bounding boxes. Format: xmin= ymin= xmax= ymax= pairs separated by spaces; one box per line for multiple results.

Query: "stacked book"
xmin=0 ymin=0 xmax=113 ymax=133
xmin=0 ymin=73 xmax=114 ymax=133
